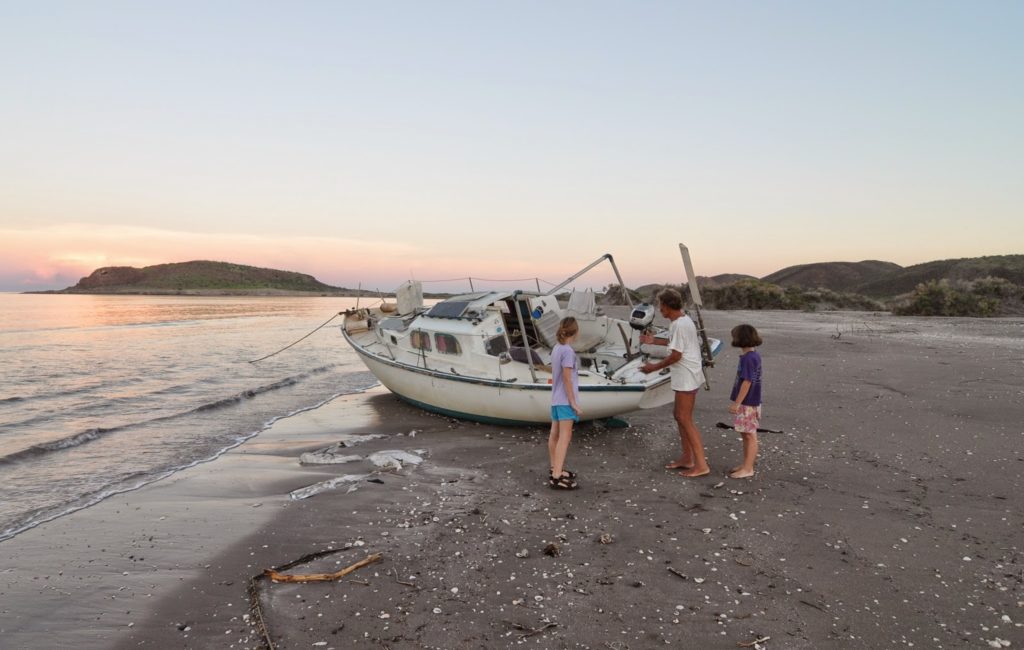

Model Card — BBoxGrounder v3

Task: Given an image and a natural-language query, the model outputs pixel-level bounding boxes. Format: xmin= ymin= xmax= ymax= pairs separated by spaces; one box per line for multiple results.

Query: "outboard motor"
xmin=629 ymin=303 xmax=655 ymax=331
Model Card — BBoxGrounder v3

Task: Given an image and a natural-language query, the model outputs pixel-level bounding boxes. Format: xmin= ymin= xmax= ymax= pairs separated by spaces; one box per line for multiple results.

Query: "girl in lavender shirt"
xmin=548 ymin=317 xmax=581 ymax=490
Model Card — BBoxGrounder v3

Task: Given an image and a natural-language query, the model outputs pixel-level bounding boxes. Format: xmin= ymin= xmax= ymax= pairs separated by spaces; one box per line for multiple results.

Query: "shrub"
xmin=893 ymin=279 xmax=1003 ymax=317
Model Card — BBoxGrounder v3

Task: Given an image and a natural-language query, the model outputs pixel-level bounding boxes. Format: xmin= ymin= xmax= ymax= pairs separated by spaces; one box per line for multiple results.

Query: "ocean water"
xmin=0 ymin=293 xmax=377 ymax=542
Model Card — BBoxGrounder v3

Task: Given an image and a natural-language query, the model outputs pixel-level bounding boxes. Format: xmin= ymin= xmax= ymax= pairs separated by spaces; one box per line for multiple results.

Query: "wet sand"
xmin=2 ymin=310 xmax=1023 ymax=649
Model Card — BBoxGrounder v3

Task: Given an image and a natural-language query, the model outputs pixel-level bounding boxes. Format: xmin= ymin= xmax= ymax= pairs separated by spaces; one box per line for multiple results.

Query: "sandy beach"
xmin=2 ymin=310 xmax=1023 ymax=649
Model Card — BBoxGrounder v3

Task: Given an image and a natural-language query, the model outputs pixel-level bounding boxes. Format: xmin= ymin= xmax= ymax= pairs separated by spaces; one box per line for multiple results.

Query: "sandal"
xmin=551 ymin=468 xmax=577 ymax=479
xmin=549 ymin=474 xmax=578 ymax=490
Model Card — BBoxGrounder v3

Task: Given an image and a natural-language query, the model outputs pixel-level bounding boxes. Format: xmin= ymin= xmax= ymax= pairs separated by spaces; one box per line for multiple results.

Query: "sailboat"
xmin=341 ymin=246 xmax=721 ymax=425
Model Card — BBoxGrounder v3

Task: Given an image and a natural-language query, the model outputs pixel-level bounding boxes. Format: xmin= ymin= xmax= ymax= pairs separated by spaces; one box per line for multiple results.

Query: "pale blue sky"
xmin=1 ymin=1 xmax=1022 ymax=291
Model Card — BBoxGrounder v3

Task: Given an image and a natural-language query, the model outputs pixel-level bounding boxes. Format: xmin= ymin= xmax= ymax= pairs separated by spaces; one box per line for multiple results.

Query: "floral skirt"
xmin=733 ymin=405 xmax=762 ymax=434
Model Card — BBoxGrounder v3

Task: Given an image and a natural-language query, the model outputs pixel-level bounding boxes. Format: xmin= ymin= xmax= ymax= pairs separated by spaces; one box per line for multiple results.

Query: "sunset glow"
xmin=1 ymin=2 xmax=1021 ymax=292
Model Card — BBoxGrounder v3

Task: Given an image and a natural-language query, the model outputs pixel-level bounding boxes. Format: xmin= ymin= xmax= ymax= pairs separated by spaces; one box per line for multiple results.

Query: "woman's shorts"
xmin=551 ymin=405 xmax=579 ymax=422
xmin=733 ymin=405 xmax=762 ymax=434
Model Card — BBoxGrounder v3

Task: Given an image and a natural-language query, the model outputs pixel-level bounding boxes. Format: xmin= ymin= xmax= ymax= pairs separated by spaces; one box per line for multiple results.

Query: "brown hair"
xmin=656 ymin=288 xmax=683 ymax=311
xmin=556 ymin=316 xmax=579 ymax=344
xmin=731 ymin=324 xmax=763 ymax=348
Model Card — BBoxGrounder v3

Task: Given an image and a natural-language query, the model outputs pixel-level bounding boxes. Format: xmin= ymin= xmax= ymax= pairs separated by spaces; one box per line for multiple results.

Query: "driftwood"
xmin=264 ymin=553 xmax=382 ymax=583
xmin=504 ymin=621 xmax=557 ymax=639
xmin=737 ymin=636 xmax=770 ymax=648
xmin=667 ymin=567 xmax=688 ymax=580
xmin=799 ymin=599 xmax=828 ymax=613
xmin=715 ymin=421 xmax=785 ymax=434
xmin=249 ymin=549 xmax=383 ymax=649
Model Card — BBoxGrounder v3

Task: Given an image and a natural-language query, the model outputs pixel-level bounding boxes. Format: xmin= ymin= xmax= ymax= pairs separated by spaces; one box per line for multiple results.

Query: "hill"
xmin=856 ymin=255 xmax=1024 ymax=297
xmin=631 ymin=254 xmax=1024 ymax=316
xmin=762 ymin=260 xmax=903 ymax=293
xmin=633 ymin=275 xmax=758 ymax=301
xmin=55 ymin=261 xmax=361 ymax=296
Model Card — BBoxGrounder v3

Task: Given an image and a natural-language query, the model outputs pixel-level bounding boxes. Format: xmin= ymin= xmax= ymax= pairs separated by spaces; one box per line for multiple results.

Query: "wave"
xmin=0 ymin=396 xmax=25 ymax=403
xmin=189 ymin=365 xmax=337 ymax=413
xmin=0 ymin=365 xmax=342 ymax=465
xmin=0 ymin=427 xmax=121 ymax=465
xmin=0 ymin=387 xmax=366 ymax=544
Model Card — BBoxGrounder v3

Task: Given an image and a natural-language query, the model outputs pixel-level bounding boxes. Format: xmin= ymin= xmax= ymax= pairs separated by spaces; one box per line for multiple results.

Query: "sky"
xmin=1 ymin=1 xmax=1022 ymax=292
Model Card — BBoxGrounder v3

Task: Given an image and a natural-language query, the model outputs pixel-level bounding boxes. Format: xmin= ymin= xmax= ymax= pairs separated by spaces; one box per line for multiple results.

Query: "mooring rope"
xmin=248 ymin=311 xmax=347 ymax=363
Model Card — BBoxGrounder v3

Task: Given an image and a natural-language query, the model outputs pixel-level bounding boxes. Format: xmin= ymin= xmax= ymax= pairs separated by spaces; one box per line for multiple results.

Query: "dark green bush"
xmin=893 ymin=279 xmax=1003 ymax=317
xmin=694 ymin=280 xmax=883 ymax=311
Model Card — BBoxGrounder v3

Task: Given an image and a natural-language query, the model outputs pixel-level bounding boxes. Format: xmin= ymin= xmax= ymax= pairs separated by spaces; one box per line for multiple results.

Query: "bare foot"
xmin=729 ymin=469 xmax=755 ymax=479
xmin=665 ymin=457 xmax=694 ymax=470
xmin=729 ymin=466 xmax=743 ymax=474
xmin=678 ymin=466 xmax=711 ymax=478
xmin=665 ymin=461 xmax=694 ymax=470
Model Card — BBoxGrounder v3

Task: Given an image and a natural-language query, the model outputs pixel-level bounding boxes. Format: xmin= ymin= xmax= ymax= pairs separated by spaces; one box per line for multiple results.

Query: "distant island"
xmin=32 ymin=261 xmax=376 ymax=297
xmin=31 ymin=254 xmax=1024 ymax=317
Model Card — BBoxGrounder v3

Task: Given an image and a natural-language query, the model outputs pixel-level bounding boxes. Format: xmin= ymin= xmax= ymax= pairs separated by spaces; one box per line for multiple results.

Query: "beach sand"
xmin=2 ymin=310 xmax=1023 ymax=649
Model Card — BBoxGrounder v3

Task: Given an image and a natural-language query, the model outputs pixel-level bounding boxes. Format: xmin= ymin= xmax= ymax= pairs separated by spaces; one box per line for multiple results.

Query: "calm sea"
xmin=0 ymin=293 xmax=376 ymax=542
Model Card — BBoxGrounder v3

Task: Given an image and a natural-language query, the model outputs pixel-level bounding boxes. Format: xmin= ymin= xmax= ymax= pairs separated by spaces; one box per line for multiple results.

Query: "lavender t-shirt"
xmin=550 ymin=343 xmax=579 ymax=406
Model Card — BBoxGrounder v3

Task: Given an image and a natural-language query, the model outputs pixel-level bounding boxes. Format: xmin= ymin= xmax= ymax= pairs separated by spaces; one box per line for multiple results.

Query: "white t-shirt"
xmin=667 ymin=314 xmax=705 ymax=391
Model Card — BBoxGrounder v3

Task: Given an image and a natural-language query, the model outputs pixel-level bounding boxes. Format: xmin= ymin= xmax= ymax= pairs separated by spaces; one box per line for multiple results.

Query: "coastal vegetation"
xmin=628 ymin=255 xmax=1024 ymax=317
xmin=633 ymin=279 xmax=884 ymax=312
xmin=893 ymin=277 xmax=1024 ymax=317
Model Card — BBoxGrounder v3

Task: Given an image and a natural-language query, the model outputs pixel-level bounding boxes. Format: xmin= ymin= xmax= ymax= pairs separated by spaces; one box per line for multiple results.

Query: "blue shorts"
xmin=551 ymin=405 xmax=579 ymax=422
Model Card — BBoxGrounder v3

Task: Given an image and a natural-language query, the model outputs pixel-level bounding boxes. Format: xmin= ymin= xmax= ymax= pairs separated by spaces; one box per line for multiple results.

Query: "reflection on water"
xmin=0 ymin=293 xmax=377 ymax=542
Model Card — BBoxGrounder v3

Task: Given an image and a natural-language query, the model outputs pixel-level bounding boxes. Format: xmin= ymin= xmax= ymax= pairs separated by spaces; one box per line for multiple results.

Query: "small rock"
xmin=598 ymin=533 xmax=613 ymax=545
xmin=543 ymin=543 xmax=560 ymax=557
xmin=516 ymin=549 xmax=530 ymax=558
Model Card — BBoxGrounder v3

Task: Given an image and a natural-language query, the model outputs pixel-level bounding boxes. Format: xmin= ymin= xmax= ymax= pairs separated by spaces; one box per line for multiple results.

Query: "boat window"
xmin=410 ymin=330 xmax=432 ymax=351
xmin=434 ymin=333 xmax=461 ymax=355
xmin=485 ymin=335 xmax=509 ymax=356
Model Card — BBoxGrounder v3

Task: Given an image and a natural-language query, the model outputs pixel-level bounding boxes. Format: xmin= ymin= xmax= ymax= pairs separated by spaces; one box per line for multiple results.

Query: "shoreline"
xmin=21 ymin=289 xmax=379 ymax=297
xmin=2 ymin=310 xmax=1022 ymax=648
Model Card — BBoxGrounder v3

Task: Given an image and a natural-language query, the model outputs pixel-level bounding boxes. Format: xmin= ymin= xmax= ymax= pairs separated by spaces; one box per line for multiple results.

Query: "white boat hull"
xmin=346 ymin=336 xmax=662 ymax=425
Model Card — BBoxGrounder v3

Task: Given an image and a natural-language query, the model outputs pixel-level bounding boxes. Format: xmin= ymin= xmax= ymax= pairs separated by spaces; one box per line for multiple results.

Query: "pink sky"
xmin=3 ymin=222 xmax=1015 ymax=294
xmin=2 ymin=4 xmax=1021 ymax=294
xmin=0 ymin=224 xmax=666 ymax=293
